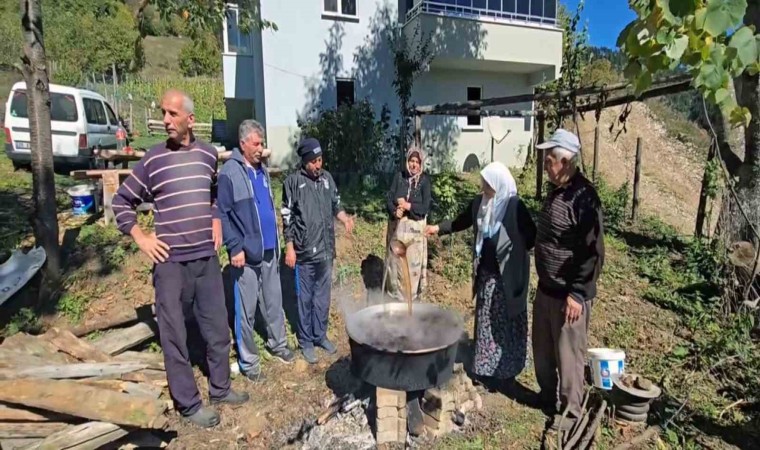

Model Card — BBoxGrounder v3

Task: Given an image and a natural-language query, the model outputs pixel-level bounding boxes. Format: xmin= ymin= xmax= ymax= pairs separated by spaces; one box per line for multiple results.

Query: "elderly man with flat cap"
xmin=532 ymin=129 xmax=605 ymax=431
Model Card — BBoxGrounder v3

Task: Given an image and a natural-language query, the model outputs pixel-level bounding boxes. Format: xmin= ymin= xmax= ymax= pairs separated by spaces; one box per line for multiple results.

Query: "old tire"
xmin=615 ymin=410 xmax=648 ymax=422
xmin=616 ymin=403 xmax=650 ymax=415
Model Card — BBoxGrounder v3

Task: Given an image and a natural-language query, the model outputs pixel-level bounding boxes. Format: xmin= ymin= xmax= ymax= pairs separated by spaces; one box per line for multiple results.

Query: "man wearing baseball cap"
xmin=532 ymin=129 xmax=605 ymax=430
xmin=281 ymin=138 xmax=354 ymax=364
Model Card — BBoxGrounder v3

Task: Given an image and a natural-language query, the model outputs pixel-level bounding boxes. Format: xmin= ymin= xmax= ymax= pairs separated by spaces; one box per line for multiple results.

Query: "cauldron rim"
xmin=345 ymin=302 xmax=464 ymax=354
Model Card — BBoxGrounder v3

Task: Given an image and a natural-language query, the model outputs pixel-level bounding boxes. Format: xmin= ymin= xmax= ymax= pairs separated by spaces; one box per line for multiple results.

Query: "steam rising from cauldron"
xmin=339 ymin=255 xmax=463 ymax=353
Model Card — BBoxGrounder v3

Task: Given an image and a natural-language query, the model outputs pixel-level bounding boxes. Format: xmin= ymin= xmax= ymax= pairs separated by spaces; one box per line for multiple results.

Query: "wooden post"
xmin=695 ymin=142 xmax=717 ymax=237
xmin=112 ymin=63 xmax=118 ymax=114
xmin=631 ymin=137 xmax=643 ymax=220
xmin=414 ymin=114 xmax=422 ymax=148
xmin=593 ymin=125 xmax=600 ymax=182
xmin=535 ymin=114 xmax=545 ymax=201
xmin=102 ymin=171 xmax=120 ymax=226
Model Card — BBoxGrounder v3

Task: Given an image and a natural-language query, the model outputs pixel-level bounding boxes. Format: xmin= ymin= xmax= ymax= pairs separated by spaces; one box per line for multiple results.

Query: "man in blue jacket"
xmin=218 ymin=120 xmax=295 ymax=381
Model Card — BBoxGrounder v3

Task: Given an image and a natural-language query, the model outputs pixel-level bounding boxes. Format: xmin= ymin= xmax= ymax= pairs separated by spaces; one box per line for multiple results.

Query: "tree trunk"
xmin=19 ymin=0 xmax=60 ymax=283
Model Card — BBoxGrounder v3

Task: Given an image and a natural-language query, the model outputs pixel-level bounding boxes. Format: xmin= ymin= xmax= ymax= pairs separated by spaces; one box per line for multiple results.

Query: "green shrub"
xmin=594 ymin=178 xmax=629 ymax=233
xmin=297 ymin=101 xmax=395 ymax=174
xmin=3 ymin=308 xmax=41 ymax=336
xmin=430 ymin=172 xmax=479 ymax=224
xmin=178 ymin=34 xmax=221 ymax=77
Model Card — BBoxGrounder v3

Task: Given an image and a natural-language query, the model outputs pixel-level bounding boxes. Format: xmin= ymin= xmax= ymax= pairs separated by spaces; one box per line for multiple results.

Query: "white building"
xmin=222 ymin=0 xmax=563 ymax=171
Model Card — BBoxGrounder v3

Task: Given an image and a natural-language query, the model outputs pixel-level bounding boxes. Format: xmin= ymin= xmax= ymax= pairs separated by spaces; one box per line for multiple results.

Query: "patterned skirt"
xmin=473 ymin=269 xmax=528 ymax=379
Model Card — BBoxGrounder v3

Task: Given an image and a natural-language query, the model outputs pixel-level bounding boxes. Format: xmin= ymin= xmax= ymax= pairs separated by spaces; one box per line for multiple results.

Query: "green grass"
xmin=140 ymin=36 xmax=190 ymax=79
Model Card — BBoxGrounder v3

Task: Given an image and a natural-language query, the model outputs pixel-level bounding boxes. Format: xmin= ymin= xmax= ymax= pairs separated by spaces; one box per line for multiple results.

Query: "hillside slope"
xmin=573 ymin=102 xmax=708 ymax=235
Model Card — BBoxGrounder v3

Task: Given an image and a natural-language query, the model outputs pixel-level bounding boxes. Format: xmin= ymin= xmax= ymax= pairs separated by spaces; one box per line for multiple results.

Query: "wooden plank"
xmin=0 ymin=404 xmax=69 ymax=422
xmin=30 ymin=422 xmax=129 ymax=450
xmin=77 ymin=381 xmax=162 ymax=400
xmin=0 ymin=350 xmax=64 ymax=369
xmin=0 ymin=438 xmax=41 ymax=449
xmin=120 ymin=370 xmax=167 ymax=388
xmin=93 ymin=323 xmax=155 ymax=356
xmin=113 ymin=352 xmax=164 ymax=371
xmin=69 ymin=305 xmax=156 ymax=338
xmin=0 ymin=335 xmax=70 ymax=363
xmin=0 ymin=380 xmax=167 ymax=429
xmin=0 ymin=423 xmax=69 ymax=438
xmin=41 ymin=328 xmax=111 ymax=363
xmin=0 ymin=362 xmax=148 ymax=381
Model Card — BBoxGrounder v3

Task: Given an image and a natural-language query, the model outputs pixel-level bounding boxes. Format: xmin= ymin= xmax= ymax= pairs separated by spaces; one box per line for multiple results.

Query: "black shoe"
xmin=272 ymin=348 xmax=296 ymax=364
xmin=317 ymin=338 xmax=337 ymax=355
xmin=185 ymin=407 xmax=221 ymax=428
xmin=210 ymin=389 xmax=250 ymax=406
xmin=302 ymin=347 xmax=318 ymax=364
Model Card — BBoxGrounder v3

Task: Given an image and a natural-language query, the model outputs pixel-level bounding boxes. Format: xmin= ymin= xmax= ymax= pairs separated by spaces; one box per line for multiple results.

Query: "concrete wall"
xmin=413 ymin=69 xmax=534 ymax=171
xmin=258 ymin=0 xmax=401 ymax=167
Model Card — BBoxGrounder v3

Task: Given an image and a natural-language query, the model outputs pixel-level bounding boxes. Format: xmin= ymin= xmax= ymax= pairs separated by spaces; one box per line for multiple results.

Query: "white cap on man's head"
xmin=536 ymin=129 xmax=581 ymax=154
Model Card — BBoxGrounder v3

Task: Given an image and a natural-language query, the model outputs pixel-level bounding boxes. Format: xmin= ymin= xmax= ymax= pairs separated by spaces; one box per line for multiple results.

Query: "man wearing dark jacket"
xmin=533 ymin=129 xmax=605 ymax=431
xmin=282 ymin=138 xmax=354 ymax=364
xmin=218 ymin=120 xmax=295 ymax=381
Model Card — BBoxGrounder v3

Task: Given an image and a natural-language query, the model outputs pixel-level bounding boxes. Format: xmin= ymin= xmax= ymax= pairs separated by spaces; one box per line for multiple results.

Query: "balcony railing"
xmin=405 ymin=0 xmax=558 ymax=28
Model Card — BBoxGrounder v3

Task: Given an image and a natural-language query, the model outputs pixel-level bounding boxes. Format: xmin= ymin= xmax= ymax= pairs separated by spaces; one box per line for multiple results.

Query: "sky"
xmin=560 ymin=0 xmax=636 ymax=49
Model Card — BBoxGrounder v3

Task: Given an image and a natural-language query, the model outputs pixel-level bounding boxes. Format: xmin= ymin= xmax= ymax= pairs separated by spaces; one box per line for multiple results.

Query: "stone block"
xmin=376 ymin=387 xmax=405 ymax=408
xmin=398 ymin=405 xmax=407 ymax=420
xmin=377 ymin=406 xmax=400 ymax=419
xmin=398 ymin=426 xmax=407 ymax=443
xmin=423 ymin=388 xmax=454 ymax=412
xmin=377 ymin=430 xmax=401 ymax=445
xmin=376 ymin=416 xmax=401 ymax=435
xmin=474 ymin=394 xmax=483 ymax=410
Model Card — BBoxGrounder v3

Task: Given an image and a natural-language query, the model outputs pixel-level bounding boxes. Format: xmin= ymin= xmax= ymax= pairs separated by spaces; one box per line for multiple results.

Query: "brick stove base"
xmin=374 ymin=363 xmax=483 ymax=444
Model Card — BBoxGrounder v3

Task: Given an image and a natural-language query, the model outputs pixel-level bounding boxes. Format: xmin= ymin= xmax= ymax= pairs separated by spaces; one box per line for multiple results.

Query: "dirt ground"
xmin=573 ymin=102 xmax=707 ymax=235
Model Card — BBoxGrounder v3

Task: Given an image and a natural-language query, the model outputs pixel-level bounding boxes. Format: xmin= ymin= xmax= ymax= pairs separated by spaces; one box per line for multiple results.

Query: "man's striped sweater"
xmin=113 ymin=138 xmax=219 ymax=263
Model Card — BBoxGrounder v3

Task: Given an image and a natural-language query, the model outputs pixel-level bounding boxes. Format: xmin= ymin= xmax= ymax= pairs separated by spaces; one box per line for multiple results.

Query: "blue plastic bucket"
xmin=67 ymin=184 xmax=94 ymax=215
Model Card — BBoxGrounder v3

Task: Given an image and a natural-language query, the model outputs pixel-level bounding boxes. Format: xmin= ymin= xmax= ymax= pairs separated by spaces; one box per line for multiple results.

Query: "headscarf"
xmin=405 ymin=146 xmax=425 ymax=199
xmin=476 ymin=162 xmax=518 ymax=256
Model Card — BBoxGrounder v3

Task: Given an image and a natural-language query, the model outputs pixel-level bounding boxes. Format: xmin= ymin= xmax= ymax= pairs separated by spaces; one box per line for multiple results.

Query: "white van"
xmin=4 ymin=82 xmax=121 ymax=169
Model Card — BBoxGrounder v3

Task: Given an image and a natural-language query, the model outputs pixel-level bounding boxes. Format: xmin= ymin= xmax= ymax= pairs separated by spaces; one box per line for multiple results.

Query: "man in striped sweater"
xmin=113 ymin=90 xmax=248 ymax=428
xmin=533 ymin=129 xmax=605 ymax=431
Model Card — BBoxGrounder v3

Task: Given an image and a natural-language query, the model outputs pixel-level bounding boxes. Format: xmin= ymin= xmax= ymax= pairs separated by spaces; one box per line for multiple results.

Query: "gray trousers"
xmin=231 ymin=250 xmax=288 ymax=374
xmin=532 ymin=288 xmax=593 ymax=418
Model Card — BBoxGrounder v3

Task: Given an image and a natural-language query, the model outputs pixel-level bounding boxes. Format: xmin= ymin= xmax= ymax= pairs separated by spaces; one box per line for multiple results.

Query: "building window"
xmin=337 ymin=78 xmax=355 ymax=107
xmin=467 ymin=86 xmax=482 ymax=127
xmin=324 ymin=0 xmax=358 ymax=18
xmin=224 ymin=6 xmax=253 ymax=55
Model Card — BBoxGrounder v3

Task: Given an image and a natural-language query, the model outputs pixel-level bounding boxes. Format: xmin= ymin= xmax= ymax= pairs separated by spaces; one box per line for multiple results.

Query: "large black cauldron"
xmin=346 ymin=302 xmax=463 ymax=392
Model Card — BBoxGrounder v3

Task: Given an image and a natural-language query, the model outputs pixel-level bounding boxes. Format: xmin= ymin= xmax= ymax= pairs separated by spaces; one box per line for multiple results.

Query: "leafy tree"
xmin=618 ymin=0 xmax=760 ymax=245
xmin=583 ymin=58 xmax=621 ymax=86
xmin=178 ymin=33 xmax=221 ymax=77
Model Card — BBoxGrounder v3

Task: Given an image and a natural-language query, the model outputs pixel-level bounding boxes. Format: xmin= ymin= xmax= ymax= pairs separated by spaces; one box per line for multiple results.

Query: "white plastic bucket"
xmin=67 ymin=184 xmax=94 ymax=215
xmin=588 ymin=348 xmax=625 ymax=390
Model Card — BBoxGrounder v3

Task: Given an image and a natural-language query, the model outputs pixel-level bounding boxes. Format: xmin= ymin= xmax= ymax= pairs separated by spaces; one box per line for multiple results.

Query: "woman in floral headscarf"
xmin=384 ymin=146 xmax=431 ymax=302
xmin=426 ymin=162 xmax=536 ymax=384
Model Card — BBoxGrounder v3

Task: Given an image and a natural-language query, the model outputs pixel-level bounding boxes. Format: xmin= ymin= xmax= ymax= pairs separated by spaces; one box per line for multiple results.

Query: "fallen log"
xmin=0 ymin=380 xmax=167 ymax=429
xmin=93 ymin=323 xmax=155 ymax=356
xmin=121 ymin=369 xmax=168 ymax=387
xmin=0 ymin=362 xmax=148 ymax=380
xmin=0 ymin=351 xmax=66 ymax=369
xmin=41 ymin=328 xmax=111 ymax=363
xmin=28 ymin=421 xmax=129 ymax=450
xmin=0 ymin=423 xmax=69 ymax=438
xmin=113 ymin=351 xmax=165 ymax=370
xmin=612 ymin=426 xmax=662 ymax=450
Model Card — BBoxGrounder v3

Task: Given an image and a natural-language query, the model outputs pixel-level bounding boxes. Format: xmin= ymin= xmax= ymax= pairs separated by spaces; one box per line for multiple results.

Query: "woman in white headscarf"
xmin=426 ymin=162 xmax=536 ymax=383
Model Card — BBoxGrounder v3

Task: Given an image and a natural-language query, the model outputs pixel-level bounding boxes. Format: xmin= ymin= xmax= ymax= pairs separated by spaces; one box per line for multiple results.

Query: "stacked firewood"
xmin=0 ymin=313 xmax=174 ymax=450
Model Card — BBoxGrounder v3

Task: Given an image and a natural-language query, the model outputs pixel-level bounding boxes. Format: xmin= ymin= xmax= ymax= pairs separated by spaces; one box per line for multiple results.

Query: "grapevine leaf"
xmin=748 ymin=61 xmax=760 ymax=76
xmin=617 ymin=21 xmax=637 ymax=48
xmin=714 ymin=88 xmax=730 ymax=105
xmin=696 ymin=0 xmax=748 ymax=36
xmin=624 ymin=60 xmax=642 ymax=80
xmin=658 ymin=0 xmax=698 ymax=24
xmin=730 ymin=106 xmax=752 ymax=127
xmin=728 ymin=26 xmax=758 ymax=67
xmin=635 ymin=69 xmax=653 ymax=96
xmin=665 ymin=35 xmax=689 ymax=59
xmin=696 ymin=61 xmax=724 ymax=91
